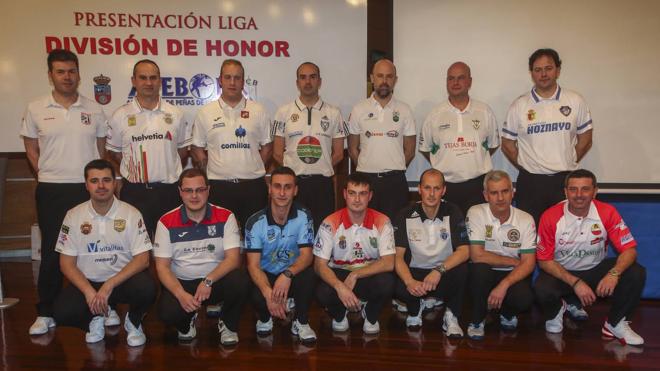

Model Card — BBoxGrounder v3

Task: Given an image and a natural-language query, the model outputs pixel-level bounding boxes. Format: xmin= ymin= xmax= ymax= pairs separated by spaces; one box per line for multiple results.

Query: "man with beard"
xmin=348 ymin=59 xmax=416 ymax=221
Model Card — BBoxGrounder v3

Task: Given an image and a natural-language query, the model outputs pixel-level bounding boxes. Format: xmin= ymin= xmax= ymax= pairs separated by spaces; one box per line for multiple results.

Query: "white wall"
xmin=394 ymin=0 xmax=660 ymax=189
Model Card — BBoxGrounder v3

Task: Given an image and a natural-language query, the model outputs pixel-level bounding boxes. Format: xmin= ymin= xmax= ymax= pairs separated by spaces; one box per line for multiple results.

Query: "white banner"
xmin=1 ymin=0 xmax=367 ymax=152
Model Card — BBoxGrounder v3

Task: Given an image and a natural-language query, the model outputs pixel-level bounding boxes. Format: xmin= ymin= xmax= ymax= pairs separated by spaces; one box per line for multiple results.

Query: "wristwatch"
xmin=203 ymin=277 xmax=213 ymax=287
xmin=433 ymin=263 xmax=447 ymax=275
xmin=283 ymin=269 xmax=294 ymax=279
xmin=608 ymin=269 xmax=620 ymax=277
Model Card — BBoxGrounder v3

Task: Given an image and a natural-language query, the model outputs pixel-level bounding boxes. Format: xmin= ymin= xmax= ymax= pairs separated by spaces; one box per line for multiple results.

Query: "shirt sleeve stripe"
xmin=502 ymin=128 xmax=518 ymax=137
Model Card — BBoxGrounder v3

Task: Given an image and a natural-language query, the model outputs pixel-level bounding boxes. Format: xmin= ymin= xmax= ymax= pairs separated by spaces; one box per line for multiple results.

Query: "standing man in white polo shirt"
xmin=273 ymin=62 xmax=347 ymax=231
xmin=501 ymin=48 xmax=593 ymax=224
xmin=106 ymin=59 xmax=191 ymax=236
xmin=314 ymin=172 xmax=395 ymax=335
xmin=465 ymin=170 xmax=536 ymax=340
xmin=192 ymin=58 xmax=272 ymax=230
xmin=22 ymin=49 xmax=107 ymax=335
xmin=419 ymin=62 xmax=500 ymax=216
xmin=348 ymin=59 xmax=416 ymax=221
xmin=53 ymin=159 xmax=155 ymax=346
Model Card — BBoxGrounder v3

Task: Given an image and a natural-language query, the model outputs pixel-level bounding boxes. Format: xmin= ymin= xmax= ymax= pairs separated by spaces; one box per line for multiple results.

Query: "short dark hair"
xmin=84 ymin=159 xmax=115 ymax=180
xmin=345 ymin=172 xmax=372 ymax=191
xmin=178 ymin=168 xmax=209 ymax=187
xmin=48 ymin=49 xmax=79 ymax=72
xmin=564 ymin=169 xmax=597 ymax=188
xmin=132 ymin=59 xmax=161 ymax=77
xmin=296 ymin=62 xmax=320 ymax=79
xmin=420 ymin=168 xmax=445 ymax=186
xmin=529 ymin=48 xmax=562 ymax=71
xmin=271 ymin=166 xmax=298 ymax=184
xmin=220 ymin=59 xmax=245 ymax=77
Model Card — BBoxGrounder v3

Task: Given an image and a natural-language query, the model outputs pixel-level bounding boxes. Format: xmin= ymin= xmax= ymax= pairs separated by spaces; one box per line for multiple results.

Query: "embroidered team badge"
xmin=440 ymin=228 xmax=449 ymax=241
xmin=527 ymin=109 xmax=536 ymax=121
xmin=369 ymin=237 xmax=378 ymax=249
xmin=128 ymin=115 xmax=137 ymax=127
xmin=472 ymin=119 xmax=481 ymax=129
xmin=291 ymin=113 xmax=299 ymax=123
xmin=164 ymin=113 xmax=173 ymax=124
xmin=114 ymin=219 xmax=126 ymax=232
xmin=81 ymin=222 xmax=92 ymax=235
xmin=320 ymin=116 xmax=330 ymax=131
xmin=207 ymin=225 xmax=216 ymax=237
xmin=267 ymin=228 xmax=276 ymax=242
xmin=81 ymin=113 xmax=91 ymax=125
xmin=485 ymin=225 xmax=494 ymax=239
xmin=338 ymin=235 xmax=347 ymax=249
xmin=240 ymin=110 xmax=250 ymax=119
xmin=507 ymin=228 xmax=520 ymax=242
xmin=392 ymin=111 xmax=400 ymax=122
xmin=591 ymin=223 xmax=602 ymax=236
xmin=559 ymin=106 xmax=572 ymax=117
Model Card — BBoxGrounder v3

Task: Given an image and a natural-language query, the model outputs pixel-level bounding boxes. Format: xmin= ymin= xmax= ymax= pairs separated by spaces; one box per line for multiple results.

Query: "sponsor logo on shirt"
xmin=386 ymin=130 xmax=399 ymax=138
xmin=94 ymin=254 xmax=118 ymax=265
xmin=87 ymin=241 xmax=124 ymax=253
xmin=297 ymin=136 xmax=322 ymax=164
xmin=207 ymin=244 xmax=216 ymax=252
xmin=131 ymin=133 xmax=168 ymax=142
xmin=220 ymin=125 xmax=250 ymax=149
xmin=621 ymin=233 xmax=634 ymax=245
xmin=526 ymin=122 xmax=571 ymax=135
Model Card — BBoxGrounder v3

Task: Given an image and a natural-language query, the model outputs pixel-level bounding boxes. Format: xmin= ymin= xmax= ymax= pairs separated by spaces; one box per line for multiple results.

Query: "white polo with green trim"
xmin=466 ymin=203 xmax=536 ymax=271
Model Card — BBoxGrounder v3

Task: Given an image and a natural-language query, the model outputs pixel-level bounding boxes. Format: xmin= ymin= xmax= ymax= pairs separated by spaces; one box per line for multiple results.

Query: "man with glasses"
xmin=154 ymin=168 xmax=249 ymax=346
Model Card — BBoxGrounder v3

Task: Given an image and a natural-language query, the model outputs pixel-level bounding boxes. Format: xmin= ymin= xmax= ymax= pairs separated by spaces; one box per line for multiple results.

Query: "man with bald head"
xmin=419 ymin=62 xmax=500 ymax=216
xmin=348 ymin=58 xmax=417 ymax=221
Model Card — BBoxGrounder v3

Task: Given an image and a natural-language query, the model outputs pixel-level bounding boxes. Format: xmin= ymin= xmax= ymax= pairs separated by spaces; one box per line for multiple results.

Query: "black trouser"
xmin=158 ymin=269 xmax=249 ymax=333
xmin=469 ymin=263 xmax=534 ymax=324
xmin=534 ymin=258 xmax=646 ymax=325
xmin=445 ymin=174 xmax=486 ymax=217
xmin=515 ymin=168 xmax=569 ymax=225
xmin=316 ymin=268 xmax=394 ymax=323
xmin=209 ymin=177 xmax=267 ymax=231
xmin=35 ymin=182 xmax=89 ymax=317
xmin=394 ymin=263 xmax=468 ymax=317
xmin=120 ymin=180 xmax=180 ymax=236
xmin=296 ymin=175 xmax=334 ymax=232
xmin=53 ymin=270 xmax=156 ymax=330
xmin=364 ymin=171 xmax=409 ymax=222
xmin=251 ymin=266 xmax=316 ymax=324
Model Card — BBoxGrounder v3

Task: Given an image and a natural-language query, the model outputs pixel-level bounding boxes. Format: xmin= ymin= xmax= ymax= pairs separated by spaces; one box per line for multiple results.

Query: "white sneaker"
xmin=178 ymin=313 xmax=197 ymax=341
xmin=105 ymin=309 xmax=121 ymax=326
xmin=361 ymin=306 xmax=380 ymax=334
xmin=29 ymin=316 xmax=56 ymax=335
xmin=291 ymin=319 xmax=317 ymax=342
xmin=86 ymin=316 xmax=105 ymax=343
xmin=500 ymin=315 xmax=518 ymax=331
xmin=442 ymin=308 xmax=464 ymax=338
xmin=545 ymin=302 xmax=566 ymax=334
xmin=467 ymin=321 xmax=485 ymax=340
xmin=286 ymin=298 xmax=296 ymax=313
xmin=123 ymin=313 xmax=146 ymax=347
xmin=392 ymin=299 xmax=408 ymax=313
xmin=218 ymin=320 xmax=239 ymax=346
xmin=602 ymin=318 xmax=644 ymax=346
xmin=405 ymin=299 xmax=424 ymax=329
xmin=332 ymin=311 xmax=349 ymax=332
xmin=423 ymin=297 xmax=443 ymax=310
xmin=566 ymin=304 xmax=589 ymax=321
xmin=256 ymin=317 xmax=273 ymax=336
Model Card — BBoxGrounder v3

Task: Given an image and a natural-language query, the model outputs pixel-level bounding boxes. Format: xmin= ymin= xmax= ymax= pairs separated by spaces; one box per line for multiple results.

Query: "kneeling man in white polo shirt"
xmin=465 ymin=170 xmax=536 ymax=340
xmin=53 ymin=159 xmax=156 ymax=346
